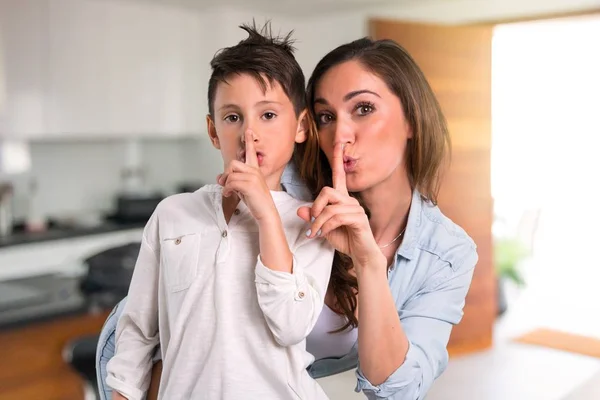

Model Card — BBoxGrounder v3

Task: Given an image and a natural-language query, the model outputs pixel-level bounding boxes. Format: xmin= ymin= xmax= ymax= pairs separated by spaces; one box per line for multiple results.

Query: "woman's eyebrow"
xmin=314 ymin=89 xmax=381 ymax=105
xmin=343 ymin=89 xmax=381 ymax=101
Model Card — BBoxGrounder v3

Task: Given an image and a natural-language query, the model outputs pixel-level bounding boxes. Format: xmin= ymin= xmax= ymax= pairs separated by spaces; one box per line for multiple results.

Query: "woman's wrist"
xmin=352 ymin=248 xmax=388 ymax=275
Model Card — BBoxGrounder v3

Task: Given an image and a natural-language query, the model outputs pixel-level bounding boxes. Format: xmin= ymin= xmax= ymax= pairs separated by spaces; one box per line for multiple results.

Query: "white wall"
xmin=5 ymin=0 xmax=600 ymax=222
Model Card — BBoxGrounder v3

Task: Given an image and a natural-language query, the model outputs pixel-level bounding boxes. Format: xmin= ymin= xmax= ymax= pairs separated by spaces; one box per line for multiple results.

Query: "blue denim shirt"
xmin=97 ymin=163 xmax=477 ymax=400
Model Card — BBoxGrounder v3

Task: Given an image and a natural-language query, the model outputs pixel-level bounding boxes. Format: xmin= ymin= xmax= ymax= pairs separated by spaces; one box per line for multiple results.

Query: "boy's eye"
xmin=262 ymin=112 xmax=276 ymax=120
xmin=224 ymin=114 xmax=240 ymax=123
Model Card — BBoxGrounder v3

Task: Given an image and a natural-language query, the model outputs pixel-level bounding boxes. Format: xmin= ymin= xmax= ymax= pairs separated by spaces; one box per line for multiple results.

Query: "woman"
xmin=97 ymin=37 xmax=477 ymax=400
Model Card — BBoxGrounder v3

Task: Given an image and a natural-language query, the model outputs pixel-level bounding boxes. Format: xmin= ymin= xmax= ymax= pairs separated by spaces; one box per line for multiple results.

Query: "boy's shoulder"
xmin=154 ymin=184 xmax=218 ymax=217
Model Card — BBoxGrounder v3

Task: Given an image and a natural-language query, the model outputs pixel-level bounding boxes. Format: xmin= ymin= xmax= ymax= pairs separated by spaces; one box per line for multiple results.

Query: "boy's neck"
xmin=219 ymin=173 xmax=283 ymax=224
xmin=222 ymin=194 xmax=241 ymax=224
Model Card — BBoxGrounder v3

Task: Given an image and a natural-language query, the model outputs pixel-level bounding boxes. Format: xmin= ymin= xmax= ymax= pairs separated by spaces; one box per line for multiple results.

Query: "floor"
xmin=318 ymin=336 xmax=600 ymax=400
xmin=317 ymin=274 xmax=600 ymax=400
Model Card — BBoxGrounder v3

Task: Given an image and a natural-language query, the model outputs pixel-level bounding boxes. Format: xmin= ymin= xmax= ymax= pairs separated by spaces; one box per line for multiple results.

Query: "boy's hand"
xmin=219 ymin=130 xmax=277 ymax=222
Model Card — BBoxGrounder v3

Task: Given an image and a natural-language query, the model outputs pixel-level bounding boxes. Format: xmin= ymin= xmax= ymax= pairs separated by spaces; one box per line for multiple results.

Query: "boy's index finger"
xmin=244 ymin=130 xmax=259 ymax=167
xmin=332 ymin=142 xmax=348 ymax=194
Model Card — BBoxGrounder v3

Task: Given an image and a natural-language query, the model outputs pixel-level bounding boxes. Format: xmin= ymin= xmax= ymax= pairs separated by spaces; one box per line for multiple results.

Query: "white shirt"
xmin=106 ymin=184 xmax=334 ymax=400
xmin=306 ymin=305 xmax=358 ymax=361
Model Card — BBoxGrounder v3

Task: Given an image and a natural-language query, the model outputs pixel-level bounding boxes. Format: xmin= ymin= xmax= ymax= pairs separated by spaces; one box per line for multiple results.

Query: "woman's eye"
xmin=357 ymin=104 xmax=374 ymax=116
xmin=262 ymin=112 xmax=276 ymax=120
xmin=224 ymin=114 xmax=239 ymax=123
xmin=318 ymin=113 xmax=333 ymax=125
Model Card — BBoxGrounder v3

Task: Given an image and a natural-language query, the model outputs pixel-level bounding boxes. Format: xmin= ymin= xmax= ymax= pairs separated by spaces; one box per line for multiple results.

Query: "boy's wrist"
xmin=256 ymin=205 xmax=280 ymax=226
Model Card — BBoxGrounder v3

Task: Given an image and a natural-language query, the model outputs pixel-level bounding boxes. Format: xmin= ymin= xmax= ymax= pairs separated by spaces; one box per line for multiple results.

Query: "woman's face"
xmin=313 ymin=60 xmax=412 ymax=192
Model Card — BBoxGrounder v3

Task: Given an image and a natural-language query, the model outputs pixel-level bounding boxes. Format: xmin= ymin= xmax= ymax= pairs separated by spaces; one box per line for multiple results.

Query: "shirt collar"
xmin=395 ymin=190 xmax=423 ymax=261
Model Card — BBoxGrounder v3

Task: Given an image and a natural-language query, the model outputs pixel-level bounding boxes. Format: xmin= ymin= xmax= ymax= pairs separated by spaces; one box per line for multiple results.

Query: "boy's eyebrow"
xmin=217 ymin=100 xmax=283 ymax=112
xmin=218 ymin=104 xmax=240 ymax=112
xmin=314 ymin=90 xmax=381 ymax=106
xmin=256 ymin=100 xmax=283 ymax=106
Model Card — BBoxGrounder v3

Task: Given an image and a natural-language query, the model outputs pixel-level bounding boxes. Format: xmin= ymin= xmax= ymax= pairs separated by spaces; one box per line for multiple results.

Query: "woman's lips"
xmin=343 ymin=155 xmax=358 ymax=173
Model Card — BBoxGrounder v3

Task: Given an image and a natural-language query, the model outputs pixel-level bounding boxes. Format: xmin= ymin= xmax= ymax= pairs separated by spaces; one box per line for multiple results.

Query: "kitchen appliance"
xmin=79 ymin=241 xmax=141 ymax=309
xmin=111 ymin=193 xmax=164 ymax=223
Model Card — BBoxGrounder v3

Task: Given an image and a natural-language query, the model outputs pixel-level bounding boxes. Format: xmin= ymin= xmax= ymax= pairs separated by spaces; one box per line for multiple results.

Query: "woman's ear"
xmin=206 ymin=115 xmax=220 ymax=149
xmin=294 ymin=109 xmax=309 ymax=144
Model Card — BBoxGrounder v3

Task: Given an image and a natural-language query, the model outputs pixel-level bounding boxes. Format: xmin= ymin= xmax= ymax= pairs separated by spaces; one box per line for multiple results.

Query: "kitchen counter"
xmin=0 ymin=219 xmax=146 ymax=248
xmin=0 ymin=225 xmax=144 ymax=282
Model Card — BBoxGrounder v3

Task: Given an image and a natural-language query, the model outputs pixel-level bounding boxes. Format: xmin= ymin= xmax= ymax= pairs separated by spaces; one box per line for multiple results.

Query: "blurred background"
xmin=1 ymin=0 xmax=599 ymax=399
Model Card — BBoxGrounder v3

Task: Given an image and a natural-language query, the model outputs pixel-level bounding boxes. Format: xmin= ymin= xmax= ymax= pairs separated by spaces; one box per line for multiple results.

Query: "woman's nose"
xmin=333 ymin=119 xmax=354 ymax=146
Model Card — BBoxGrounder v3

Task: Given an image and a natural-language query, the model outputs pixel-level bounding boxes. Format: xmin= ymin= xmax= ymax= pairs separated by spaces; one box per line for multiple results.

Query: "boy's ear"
xmin=206 ymin=114 xmax=220 ymax=149
xmin=294 ymin=109 xmax=309 ymax=144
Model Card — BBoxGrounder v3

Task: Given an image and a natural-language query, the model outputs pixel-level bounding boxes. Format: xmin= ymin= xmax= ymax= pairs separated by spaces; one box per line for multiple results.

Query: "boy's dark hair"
xmin=208 ymin=21 xmax=306 ymax=117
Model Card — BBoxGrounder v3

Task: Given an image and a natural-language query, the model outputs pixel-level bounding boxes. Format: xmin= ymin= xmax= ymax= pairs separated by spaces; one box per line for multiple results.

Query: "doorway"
xmin=491 ymin=14 xmax=600 ymax=338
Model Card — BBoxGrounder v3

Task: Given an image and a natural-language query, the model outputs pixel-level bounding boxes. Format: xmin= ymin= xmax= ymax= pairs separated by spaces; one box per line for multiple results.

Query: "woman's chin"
xmin=346 ymin=176 xmax=370 ymax=193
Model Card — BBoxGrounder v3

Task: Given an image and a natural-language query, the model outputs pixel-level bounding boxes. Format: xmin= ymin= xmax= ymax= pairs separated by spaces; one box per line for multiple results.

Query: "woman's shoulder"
xmin=413 ymin=196 xmax=477 ymax=271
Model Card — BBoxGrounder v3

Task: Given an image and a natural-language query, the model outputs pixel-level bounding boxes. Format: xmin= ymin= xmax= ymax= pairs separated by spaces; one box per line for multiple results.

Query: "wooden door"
xmin=370 ymin=19 xmax=495 ymax=355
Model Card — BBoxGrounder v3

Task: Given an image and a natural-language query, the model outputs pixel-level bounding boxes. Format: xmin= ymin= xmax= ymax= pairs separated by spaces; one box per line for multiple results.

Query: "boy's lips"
xmin=238 ymin=151 xmax=265 ymax=165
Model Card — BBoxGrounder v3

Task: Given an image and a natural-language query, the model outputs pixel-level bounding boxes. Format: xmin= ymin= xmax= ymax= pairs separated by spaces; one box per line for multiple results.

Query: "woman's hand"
xmin=297 ymin=143 xmax=383 ymax=268
xmin=112 ymin=391 xmax=127 ymax=400
xmin=218 ymin=130 xmax=277 ymax=222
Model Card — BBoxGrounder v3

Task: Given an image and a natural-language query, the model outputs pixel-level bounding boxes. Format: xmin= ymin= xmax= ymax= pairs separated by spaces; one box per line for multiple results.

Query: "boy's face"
xmin=207 ymin=73 xmax=307 ymax=190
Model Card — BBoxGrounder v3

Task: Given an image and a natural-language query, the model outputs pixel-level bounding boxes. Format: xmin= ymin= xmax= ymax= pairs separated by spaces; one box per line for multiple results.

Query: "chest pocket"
xmin=161 ymin=232 xmax=202 ymax=292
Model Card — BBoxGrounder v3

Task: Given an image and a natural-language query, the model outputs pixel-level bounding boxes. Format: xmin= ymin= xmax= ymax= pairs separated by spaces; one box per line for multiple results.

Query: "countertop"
xmin=0 ymin=219 xmax=146 ymax=249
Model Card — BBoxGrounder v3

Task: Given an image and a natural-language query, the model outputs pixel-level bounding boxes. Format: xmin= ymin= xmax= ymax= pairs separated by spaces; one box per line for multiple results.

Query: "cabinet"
xmin=1 ymin=0 xmax=206 ymax=139
xmin=0 ymin=0 xmax=47 ymax=138
xmin=45 ymin=0 xmax=111 ymax=136
xmin=0 ymin=310 xmax=110 ymax=400
xmin=103 ymin=2 xmax=205 ymax=136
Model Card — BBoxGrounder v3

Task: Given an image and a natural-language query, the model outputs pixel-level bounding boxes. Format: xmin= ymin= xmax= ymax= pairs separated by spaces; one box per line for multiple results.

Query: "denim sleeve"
xmin=96 ymin=298 xmax=128 ymax=400
xmin=355 ymin=246 xmax=478 ymax=400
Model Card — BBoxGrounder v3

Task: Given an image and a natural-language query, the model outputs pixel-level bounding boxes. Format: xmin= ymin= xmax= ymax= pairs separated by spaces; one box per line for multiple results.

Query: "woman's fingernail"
xmin=311 ymin=216 xmax=315 ymax=223
xmin=305 ymin=229 xmax=312 ymax=237
xmin=317 ymin=229 xmax=322 ymax=236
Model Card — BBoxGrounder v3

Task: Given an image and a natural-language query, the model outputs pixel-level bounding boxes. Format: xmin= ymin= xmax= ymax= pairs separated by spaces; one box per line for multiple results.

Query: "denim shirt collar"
xmin=395 ymin=190 xmax=423 ymax=261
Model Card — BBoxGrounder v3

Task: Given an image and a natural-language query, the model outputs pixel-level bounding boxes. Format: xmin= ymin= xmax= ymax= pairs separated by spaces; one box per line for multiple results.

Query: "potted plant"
xmin=494 ymin=237 xmax=528 ymax=316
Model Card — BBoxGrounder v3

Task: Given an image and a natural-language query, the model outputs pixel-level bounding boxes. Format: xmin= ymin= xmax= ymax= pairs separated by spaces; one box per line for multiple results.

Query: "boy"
xmin=105 ymin=23 xmax=333 ymax=400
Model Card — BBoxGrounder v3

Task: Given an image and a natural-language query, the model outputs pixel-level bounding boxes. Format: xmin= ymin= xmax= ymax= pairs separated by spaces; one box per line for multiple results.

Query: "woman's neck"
xmin=360 ymin=167 xmax=413 ymax=245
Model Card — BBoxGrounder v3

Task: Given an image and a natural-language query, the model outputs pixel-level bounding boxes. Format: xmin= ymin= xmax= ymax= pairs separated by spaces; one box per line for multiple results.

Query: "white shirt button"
xmin=222 ymin=230 xmax=228 ymax=238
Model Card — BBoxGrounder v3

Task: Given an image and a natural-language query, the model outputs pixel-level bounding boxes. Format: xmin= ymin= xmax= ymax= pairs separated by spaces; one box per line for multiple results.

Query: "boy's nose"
xmin=242 ymin=129 xmax=258 ymax=143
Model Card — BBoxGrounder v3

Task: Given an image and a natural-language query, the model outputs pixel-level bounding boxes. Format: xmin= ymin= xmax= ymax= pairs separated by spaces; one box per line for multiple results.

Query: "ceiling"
xmin=118 ymin=0 xmax=409 ymax=17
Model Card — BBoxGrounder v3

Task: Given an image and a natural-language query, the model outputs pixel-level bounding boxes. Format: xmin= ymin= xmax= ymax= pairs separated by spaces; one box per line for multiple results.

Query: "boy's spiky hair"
xmin=207 ymin=21 xmax=306 ymax=116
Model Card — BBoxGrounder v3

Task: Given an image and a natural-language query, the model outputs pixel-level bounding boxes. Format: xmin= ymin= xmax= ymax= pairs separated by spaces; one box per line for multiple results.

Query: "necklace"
xmin=378 ymin=228 xmax=406 ymax=249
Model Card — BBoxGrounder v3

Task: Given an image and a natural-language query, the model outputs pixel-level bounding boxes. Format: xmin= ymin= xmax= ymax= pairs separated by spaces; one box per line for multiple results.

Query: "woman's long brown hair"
xmin=297 ymin=37 xmax=451 ymax=333
xmin=294 ymin=117 xmax=360 ymax=333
